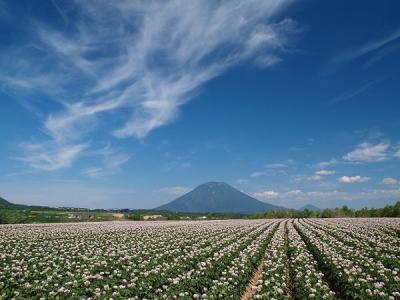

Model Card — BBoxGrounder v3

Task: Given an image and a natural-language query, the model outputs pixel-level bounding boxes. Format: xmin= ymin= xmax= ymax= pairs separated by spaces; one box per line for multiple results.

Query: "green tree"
xmin=321 ymin=208 xmax=335 ymax=218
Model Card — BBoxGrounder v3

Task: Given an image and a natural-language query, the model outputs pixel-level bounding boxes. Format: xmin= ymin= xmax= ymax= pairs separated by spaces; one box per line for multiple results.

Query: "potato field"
xmin=0 ymin=219 xmax=399 ymax=299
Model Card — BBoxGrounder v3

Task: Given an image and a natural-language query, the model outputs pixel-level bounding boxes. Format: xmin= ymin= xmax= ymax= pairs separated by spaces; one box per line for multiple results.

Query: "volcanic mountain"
xmin=156 ymin=182 xmax=281 ymax=214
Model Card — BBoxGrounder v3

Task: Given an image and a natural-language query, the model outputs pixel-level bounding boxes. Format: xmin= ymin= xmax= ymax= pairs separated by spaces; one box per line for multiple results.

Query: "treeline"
xmin=0 ymin=209 xmax=117 ymax=224
xmin=1 ymin=202 xmax=399 ymax=224
xmin=251 ymin=201 xmax=400 ymax=219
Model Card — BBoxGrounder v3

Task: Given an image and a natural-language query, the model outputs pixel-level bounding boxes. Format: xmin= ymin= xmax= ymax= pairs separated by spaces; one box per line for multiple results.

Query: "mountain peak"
xmin=200 ymin=181 xmax=230 ymax=187
xmin=156 ymin=182 xmax=280 ymax=214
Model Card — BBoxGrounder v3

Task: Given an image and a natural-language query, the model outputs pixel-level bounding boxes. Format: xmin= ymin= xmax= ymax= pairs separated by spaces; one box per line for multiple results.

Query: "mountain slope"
xmin=156 ymin=182 xmax=281 ymax=214
xmin=0 ymin=197 xmax=16 ymax=208
xmin=0 ymin=196 xmax=52 ymax=210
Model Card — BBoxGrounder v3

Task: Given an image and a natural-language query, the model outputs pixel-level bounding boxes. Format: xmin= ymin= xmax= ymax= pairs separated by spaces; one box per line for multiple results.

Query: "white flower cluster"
xmin=204 ymin=222 xmax=277 ymax=299
xmin=287 ymin=221 xmax=335 ymax=299
xmin=310 ymin=218 xmax=399 ymax=269
xmin=296 ymin=218 xmax=400 ymax=299
xmin=0 ymin=220 xmax=272 ymax=299
xmin=163 ymin=221 xmax=277 ymax=299
xmin=0 ymin=218 xmax=399 ymax=299
xmin=252 ymin=221 xmax=290 ymax=299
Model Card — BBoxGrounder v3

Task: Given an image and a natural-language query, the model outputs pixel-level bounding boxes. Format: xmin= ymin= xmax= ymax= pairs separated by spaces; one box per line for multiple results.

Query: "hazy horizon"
xmin=1 ymin=0 xmax=400 ymax=210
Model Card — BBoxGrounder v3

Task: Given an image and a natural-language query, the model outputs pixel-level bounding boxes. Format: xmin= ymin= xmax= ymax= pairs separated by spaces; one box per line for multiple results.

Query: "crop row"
xmin=0 ymin=218 xmax=399 ymax=299
xmin=295 ymin=219 xmax=400 ymax=299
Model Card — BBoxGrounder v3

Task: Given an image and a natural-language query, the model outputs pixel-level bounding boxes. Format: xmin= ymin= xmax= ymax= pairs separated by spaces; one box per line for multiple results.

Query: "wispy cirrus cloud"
xmin=329 ymin=79 xmax=381 ymax=104
xmin=332 ymin=28 xmax=400 ymax=67
xmin=18 ymin=142 xmax=87 ymax=171
xmin=83 ymin=145 xmax=131 ymax=178
xmin=1 ymin=0 xmax=297 ymax=171
xmin=50 ymin=0 xmax=68 ymax=26
xmin=365 ymin=43 xmax=400 ymax=68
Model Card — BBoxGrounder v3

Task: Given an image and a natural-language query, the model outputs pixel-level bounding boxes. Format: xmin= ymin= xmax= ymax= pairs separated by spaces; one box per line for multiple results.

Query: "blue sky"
xmin=1 ymin=0 xmax=400 ymax=209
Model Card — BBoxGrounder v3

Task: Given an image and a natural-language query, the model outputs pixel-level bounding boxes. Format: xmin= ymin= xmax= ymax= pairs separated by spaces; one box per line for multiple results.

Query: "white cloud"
xmin=160 ymin=186 xmax=191 ymax=196
xmin=343 ymin=142 xmax=390 ymax=162
xmin=255 ymin=55 xmax=282 ymax=67
xmin=315 ymin=170 xmax=335 ymax=175
xmin=50 ymin=0 xmax=68 ymax=25
xmin=83 ymin=145 xmax=131 ymax=178
xmin=332 ymin=28 xmax=400 ymax=66
xmin=253 ymin=190 xmax=280 ymax=199
xmin=250 ymin=160 xmax=295 ymax=178
xmin=254 ymin=187 xmax=400 ymax=202
xmin=250 ymin=171 xmax=266 ymax=178
xmin=337 ymin=175 xmax=371 ymax=183
xmin=307 ymin=175 xmax=322 ymax=181
xmin=3 ymin=1 xmax=297 ymax=170
xmin=249 ymin=186 xmax=400 ymax=209
xmin=265 ymin=162 xmax=289 ymax=169
xmin=285 ymin=189 xmax=303 ymax=196
xmin=381 ymin=177 xmax=398 ymax=185
xmin=330 ymin=80 xmax=380 ymax=104
xmin=365 ymin=44 xmax=400 ymax=67
xmin=317 ymin=159 xmax=337 ymax=168
xmin=18 ymin=142 xmax=87 ymax=171
xmin=255 ymin=189 xmax=303 ymax=200
xmin=395 ymin=148 xmax=400 ymax=158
